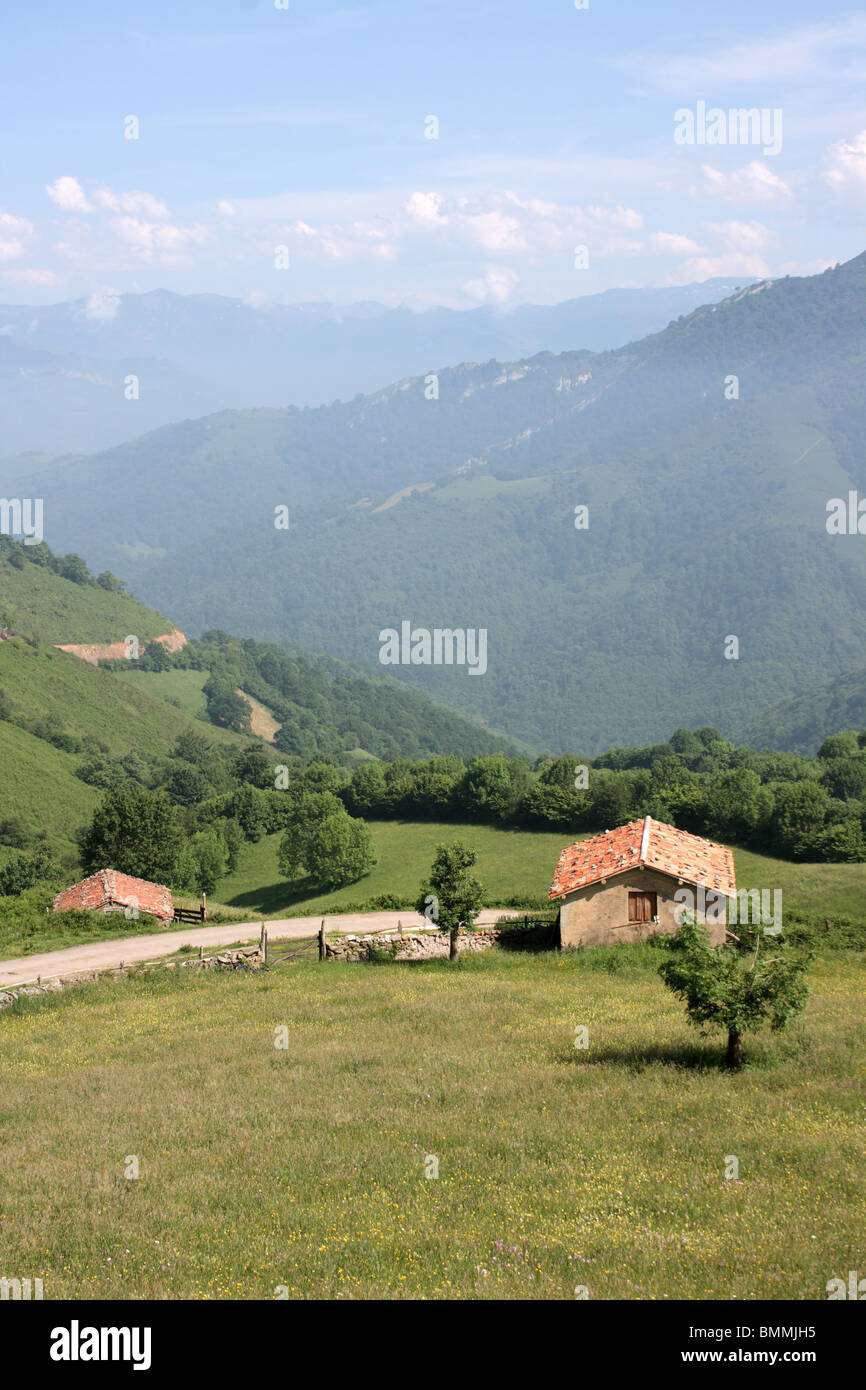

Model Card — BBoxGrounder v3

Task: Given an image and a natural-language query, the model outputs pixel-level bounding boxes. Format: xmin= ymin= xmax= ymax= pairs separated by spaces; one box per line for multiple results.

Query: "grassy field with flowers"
xmin=1 ymin=943 xmax=864 ymax=1301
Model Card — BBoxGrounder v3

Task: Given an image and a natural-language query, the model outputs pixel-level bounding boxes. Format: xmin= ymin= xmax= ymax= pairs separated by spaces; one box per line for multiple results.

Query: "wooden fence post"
xmin=202 ymin=893 xmax=207 ymax=921
xmin=260 ymin=922 xmax=268 ymax=965
xmin=318 ymin=919 xmax=326 ymax=961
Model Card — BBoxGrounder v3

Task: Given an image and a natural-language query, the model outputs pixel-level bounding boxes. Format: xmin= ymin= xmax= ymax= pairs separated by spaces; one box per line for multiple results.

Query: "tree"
xmin=770 ymin=781 xmax=832 ymax=857
xmin=172 ymin=729 xmax=211 ymax=766
xmin=704 ymin=768 xmax=765 ymax=842
xmin=276 ymin=791 xmax=373 ymax=888
xmin=80 ymin=786 xmax=185 ymax=886
xmin=233 ymin=743 xmax=275 ymax=789
xmin=457 ymin=757 xmax=529 ymax=822
xmin=277 ymin=789 xmax=342 ymax=876
xmin=0 ymin=815 xmax=31 ymax=848
xmin=416 ymin=841 xmax=485 ymax=961
xmin=302 ymin=811 xmax=376 ymax=890
xmin=57 ymin=553 xmax=91 ymax=585
xmin=229 ymin=784 xmax=269 ymax=842
xmin=97 ymin=571 xmax=126 ymax=593
xmin=658 ymin=918 xmax=810 ymax=1069
xmin=344 ymin=760 xmax=388 ymax=816
xmin=204 ymin=674 xmax=251 ymax=733
xmin=0 ymin=847 xmax=59 ymax=896
xmin=144 ymin=639 xmax=173 ymax=672
xmin=188 ymin=830 xmax=229 ymax=895
xmin=220 ymin=817 xmax=245 ymax=872
xmin=164 ymin=761 xmax=211 ymax=807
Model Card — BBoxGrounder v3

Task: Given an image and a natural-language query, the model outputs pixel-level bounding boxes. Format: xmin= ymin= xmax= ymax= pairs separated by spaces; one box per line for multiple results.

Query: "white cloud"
xmin=704 ymin=219 xmax=775 ymax=252
xmin=93 ymin=188 xmax=171 ymax=220
xmin=649 ymin=232 xmax=704 ymax=255
xmin=679 ymin=252 xmax=770 ymax=280
xmin=694 ymin=161 xmax=791 ymax=204
xmin=0 ymin=212 xmax=34 ymax=262
xmin=462 ymin=265 xmax=519 ymax=305
xmin=627 ymin=16 xmax=866 ymax=90
xmin=112 ymin=217 xmax=207 ymax=259
xmin=465 ymin=209 xmax=524 ymax=253
xmin=46 ymin=176 xmax=92 ymax=212
xmin=824 ymin=129 xmax=866 ymax=194
xmin=82 ymin=290 xmax=120 ymax=321
xmin=406 ymin=191 xmax=447 ymax=228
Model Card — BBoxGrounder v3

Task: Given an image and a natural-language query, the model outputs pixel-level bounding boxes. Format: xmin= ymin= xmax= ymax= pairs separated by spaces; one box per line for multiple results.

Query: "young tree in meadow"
xmin=417 ymin=841 xmax=485 ymax=961
xmin=658 ymin=918 xmax=810 ymax=1069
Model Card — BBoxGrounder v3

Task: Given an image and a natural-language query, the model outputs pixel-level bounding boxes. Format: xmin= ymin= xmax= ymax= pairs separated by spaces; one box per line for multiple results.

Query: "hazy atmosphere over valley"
xmin=1 ymin=0 xmax=865 ymax=1335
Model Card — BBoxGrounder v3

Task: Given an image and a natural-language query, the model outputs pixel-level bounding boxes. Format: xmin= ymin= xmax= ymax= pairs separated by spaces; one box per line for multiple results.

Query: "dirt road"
xmin=0 ymin=910 xmax=521 ymax=987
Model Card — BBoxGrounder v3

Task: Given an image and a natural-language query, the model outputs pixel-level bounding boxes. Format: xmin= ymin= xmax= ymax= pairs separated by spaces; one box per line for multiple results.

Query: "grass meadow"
xmin=216 ymin=820 xmax=866 ymax=923
xmin=3 ymin=822 xmax=866 ymax=962
xmin=0 ymin=946 xmax=863 ymax=1300
xmin=217 ymin=820 xmax=572 ymax=916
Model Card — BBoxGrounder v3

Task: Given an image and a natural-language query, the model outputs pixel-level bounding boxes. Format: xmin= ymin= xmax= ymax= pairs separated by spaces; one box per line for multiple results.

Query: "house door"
xmin=628 ymin=890 xmax=658 ymax=924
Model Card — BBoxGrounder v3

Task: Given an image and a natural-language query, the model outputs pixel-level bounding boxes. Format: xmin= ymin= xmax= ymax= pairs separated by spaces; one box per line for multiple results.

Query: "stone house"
xmin=52 ymin=869 xmax=175 ymax=922
xmin=548 ymin=816 xmax=736 ymax=948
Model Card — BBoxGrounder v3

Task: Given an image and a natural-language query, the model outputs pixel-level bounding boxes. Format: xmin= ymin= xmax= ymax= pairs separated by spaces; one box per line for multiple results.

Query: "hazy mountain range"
xmin=7 ymin=255 xmax=866 ymax=753
xmin=0 ymin=277 xmax=752 ymax=456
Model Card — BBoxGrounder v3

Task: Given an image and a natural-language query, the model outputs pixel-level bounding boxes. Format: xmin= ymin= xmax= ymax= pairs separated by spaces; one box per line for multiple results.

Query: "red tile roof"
xmin=548 ymin=816 xmax=737 ymax=900
xmin=52 ymin=870 xmax=174 ymax=920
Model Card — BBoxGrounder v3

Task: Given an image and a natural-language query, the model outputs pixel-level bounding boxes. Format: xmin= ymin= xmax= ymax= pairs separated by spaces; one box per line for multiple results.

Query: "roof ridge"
xmin=639 ymin=814 xmax=652 ymax=861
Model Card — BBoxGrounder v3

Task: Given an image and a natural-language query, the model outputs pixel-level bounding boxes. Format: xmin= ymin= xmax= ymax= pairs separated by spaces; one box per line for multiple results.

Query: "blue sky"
xmin=1 ymin=1 xmax=864 ymax=310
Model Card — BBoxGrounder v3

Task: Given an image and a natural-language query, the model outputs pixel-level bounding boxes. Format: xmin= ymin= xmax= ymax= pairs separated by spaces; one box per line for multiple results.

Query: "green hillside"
xmin=735 ymin=667 xmax=866 ymax=755
xmin=0 ymin=543 xmax=521 ymax=864
xmin=0 ymin=545 xmax=171 ymax=643
xmin=0 ymin=639 xmax=250 ymax=858
xmin=114 ymin=667 xmax=212 ymax=720
xmin=13 ymin=252 xmax=866 ymax=751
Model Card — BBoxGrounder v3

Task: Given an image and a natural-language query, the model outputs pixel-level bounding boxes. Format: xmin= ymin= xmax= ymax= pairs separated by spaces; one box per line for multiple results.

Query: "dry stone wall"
xmin=326 ymin=924 xmax=528 ymax=962
xmin=0 ymin=944 xmax=263 ymax=1012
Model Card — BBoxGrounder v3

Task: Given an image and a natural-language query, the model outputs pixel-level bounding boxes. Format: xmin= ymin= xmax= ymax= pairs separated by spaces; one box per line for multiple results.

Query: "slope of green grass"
xmin=0 ymin=948 xmax=862 ymax=1299
xmin=114 ymin=667 xmax=210 ymax=720
xmin=729 ymin=847 xmax=866 ymax=922
xmin=0 ymin=641 xmax=243 ymax=759
xmin=218 ymin=820 xmax=572 ymax=916
xmin=0 ymin=555 xmax=171 ymax=644
xmin=0 ymin=642 xmax=261 ymax=855
xmin=0 ymin=722 xmax=99 ymax=855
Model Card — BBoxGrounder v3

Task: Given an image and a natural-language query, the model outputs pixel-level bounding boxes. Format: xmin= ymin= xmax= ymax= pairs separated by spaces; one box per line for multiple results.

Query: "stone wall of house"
xmin=559 ymin=868 xmax=727 ymax=948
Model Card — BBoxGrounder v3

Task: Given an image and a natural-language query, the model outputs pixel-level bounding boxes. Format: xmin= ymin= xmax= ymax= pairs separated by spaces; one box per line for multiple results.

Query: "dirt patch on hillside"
xmin=55 ymin=627 xmax=187 ymax=667
xmin=236 ymin=690 xmax=279 ymax=743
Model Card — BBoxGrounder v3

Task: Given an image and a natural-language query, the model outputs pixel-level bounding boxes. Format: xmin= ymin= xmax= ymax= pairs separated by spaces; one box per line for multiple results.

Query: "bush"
xmin=0 ymin=847 xmax=60 ymax=896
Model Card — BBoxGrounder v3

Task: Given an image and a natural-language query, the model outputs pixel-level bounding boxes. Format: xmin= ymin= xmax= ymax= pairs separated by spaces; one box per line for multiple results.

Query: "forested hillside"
xmin=735 ymin=667 xmax=866 ymax=755
xmin=12 ymin=253 xmax=866 ymax=752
